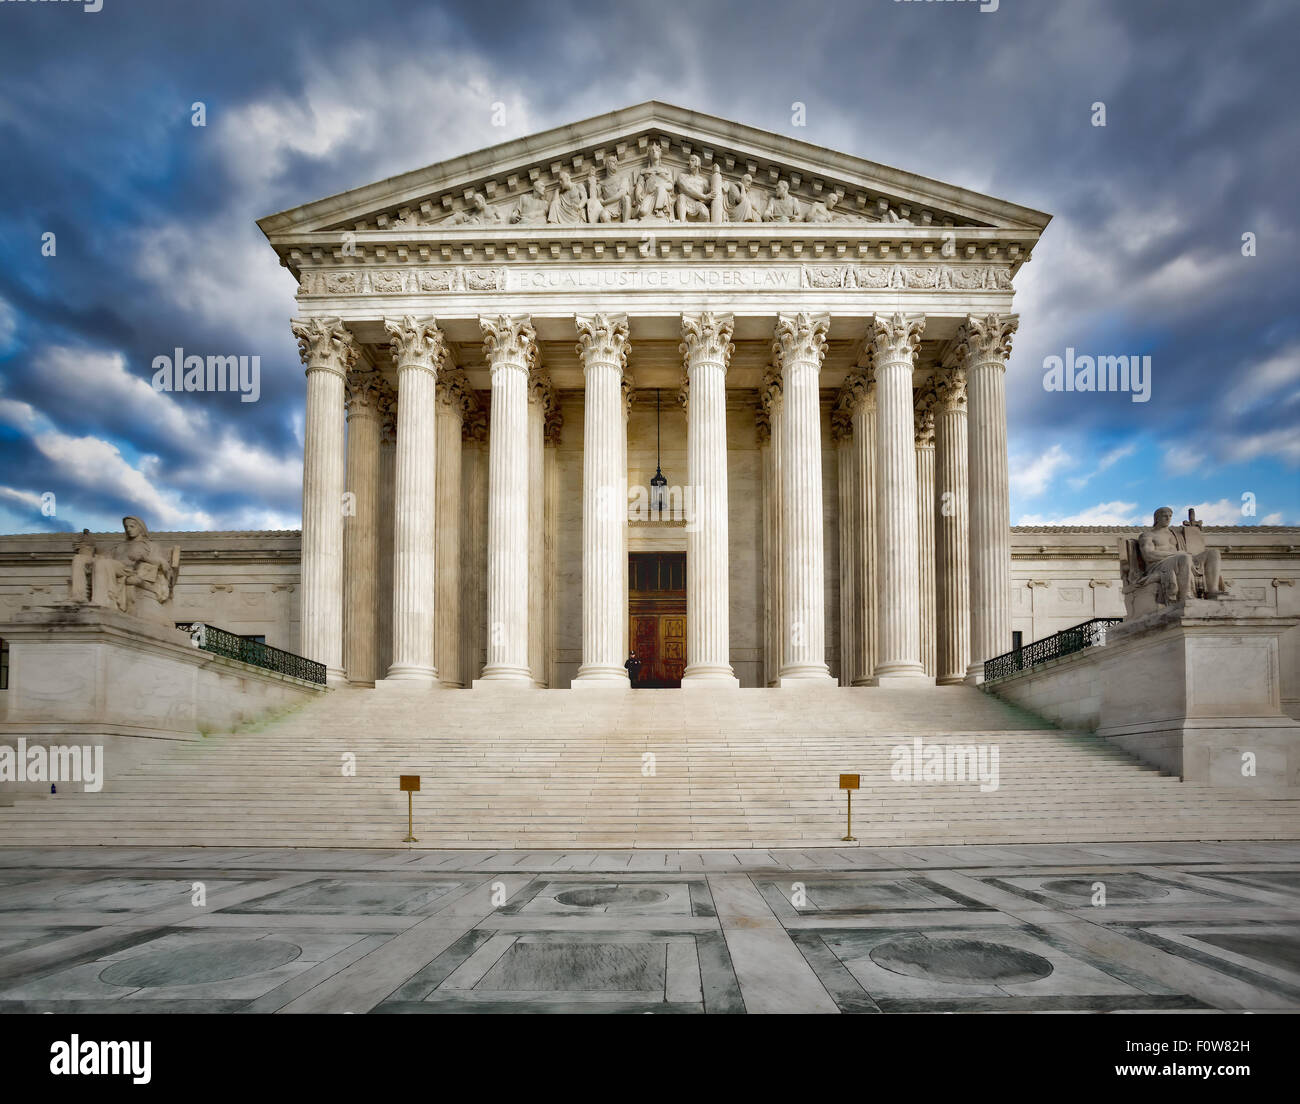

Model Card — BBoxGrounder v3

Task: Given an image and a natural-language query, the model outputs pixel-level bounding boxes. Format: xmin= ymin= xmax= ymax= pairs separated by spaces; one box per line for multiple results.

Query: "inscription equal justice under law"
xmin=506 ymin=267 xmax=800 ymax=291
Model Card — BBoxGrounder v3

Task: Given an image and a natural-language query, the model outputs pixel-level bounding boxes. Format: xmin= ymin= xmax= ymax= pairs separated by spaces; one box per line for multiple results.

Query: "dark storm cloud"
xmin=0 ymin=0 xmax=1295 ymax=532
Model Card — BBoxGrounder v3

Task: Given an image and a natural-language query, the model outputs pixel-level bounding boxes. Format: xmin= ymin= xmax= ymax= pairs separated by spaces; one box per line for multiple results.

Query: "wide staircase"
xmin=2 ymin=685 xmax=1298 ymax=848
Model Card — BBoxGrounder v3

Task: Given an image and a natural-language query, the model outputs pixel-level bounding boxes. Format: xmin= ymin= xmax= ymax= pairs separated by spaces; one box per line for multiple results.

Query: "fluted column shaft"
xmin=383 ymin=316 xmax=442 ymax=685
xmin=775 ymin=313 xmax=833 ymax=682
xmin=961 ymin=314 xmax=1018 ymax=681
xmin=915 ymin=396 xmax=937 ymax=679
xmin=527 ymin=370 xmax=549 ymax=686
xmin=543 ymin=409 xmax=561 ymax=689
xmin=574 ymin=314 xmax=631 ymax=687
xmin=375 ymin=386 xmax=397 ymax=679
xmin=835 ymin=424 xmax=857 ymax=687
xmin=849 ymin=389 xmax=877 ymax=685
xmin=759 ymin=371 xmax=783 ymax=686
xmin=293 ymin=317 xmax=356 ymax=685
xmin=459 ymin=408 xmax=488 ymax=693
xmin=344 ymin=372 xmax=381 ymax=684
xmin=681 ymin=313 xmax=737 ymax=685
xmin=934 ymin=369 xmax=971 ymax=683
xmin=434 ymin=375 xmax=467 ymax=687
xmin=871 ymin=313 xmax=929 ymax=683
xmin=477 ymin=315 xmax=535 ymax=684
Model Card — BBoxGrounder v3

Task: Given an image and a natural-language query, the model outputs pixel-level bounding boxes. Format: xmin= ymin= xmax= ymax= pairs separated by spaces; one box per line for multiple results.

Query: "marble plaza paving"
xmin=0 ymin=842 xmax=1296 ymax=1014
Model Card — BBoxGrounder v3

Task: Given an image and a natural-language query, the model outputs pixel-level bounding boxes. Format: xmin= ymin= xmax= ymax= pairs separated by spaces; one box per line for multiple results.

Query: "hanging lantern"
xmin=650 ymin=388 xmax=668 ymax=517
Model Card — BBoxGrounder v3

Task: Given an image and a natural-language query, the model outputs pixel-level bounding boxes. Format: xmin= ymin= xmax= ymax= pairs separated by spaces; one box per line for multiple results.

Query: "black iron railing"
xmin=983 ymin=617 xmax=1122 ymax=683
xmin=175 ymin=623 xmax=326 ymax=685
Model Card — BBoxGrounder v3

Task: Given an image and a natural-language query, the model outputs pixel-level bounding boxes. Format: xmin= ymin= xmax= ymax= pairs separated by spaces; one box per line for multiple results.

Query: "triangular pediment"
xmin=258 ymin=101 xmax=1050 ymax=240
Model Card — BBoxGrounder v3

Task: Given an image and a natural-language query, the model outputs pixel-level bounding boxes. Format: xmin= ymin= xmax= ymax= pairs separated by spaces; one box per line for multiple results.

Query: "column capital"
xmin=831 ymin=381 xmax=857 ymax=443
xmin=344 ymin=367 xmax=383 ymax=418
xmin=868 ymin=312 xmax=926 ymax=367
xmin=436 ymin=367 xmax=473 ymax=416
xmin=377 ymin=379 xmax=398 ymax=442
xmin=755 ymin=403 xmax=772 ymax=445
xmin=621 ymin=369 xmax=637 ymax=420
xmin=932 ymin=366 xmax=968 ymax=411
xmin=528 ymin=363 xmax=554 ymax=407
xmin=954 ymin=313 xmax=1019 ymax=368
xmin=575 ymin=313 xmax=630 ymax=373
xmin=544 ymin=398 xmax=564 ymax=447
xmin=461 ymin=403 xmax=488 ymax=444
xmin=914 ymin=386 xmax=936 ymax=448
xmin=384 ymin=315 xmax=445 ymax=374
xmin=480 ymin=314 xmax=537 ymax=375
xmin=679 ymin=311 xmax=736 ymax=367
xmin=773 ymin=312 xmax=830 ymax=368
xmin=293 ymin=317 xmax=358 ymax=378
xmin=841 ymin=368 xmax=876 ymax=416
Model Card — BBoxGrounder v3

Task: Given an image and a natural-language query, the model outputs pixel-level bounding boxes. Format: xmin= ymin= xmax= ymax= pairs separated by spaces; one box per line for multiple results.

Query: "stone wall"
xmin=1 ymin=513 xmax=1295 ymax=700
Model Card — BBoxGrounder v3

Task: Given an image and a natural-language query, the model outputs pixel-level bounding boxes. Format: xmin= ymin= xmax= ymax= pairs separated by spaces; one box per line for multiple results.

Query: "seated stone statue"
xmin=69 ymin=517 xmax=180 ymax=624
xmin=1120 ymin=506 xmax=1226 ymax=618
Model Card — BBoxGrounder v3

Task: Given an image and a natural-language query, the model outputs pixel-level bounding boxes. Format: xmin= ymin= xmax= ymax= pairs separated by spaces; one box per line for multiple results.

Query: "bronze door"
xmin=628 ymin=552 xmax=686 ymax=688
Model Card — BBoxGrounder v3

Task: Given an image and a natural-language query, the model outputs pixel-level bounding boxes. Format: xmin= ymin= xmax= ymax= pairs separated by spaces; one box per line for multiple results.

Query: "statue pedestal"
xmin=1097 ymin=599 xmax=1300 ymax=793
xmin=0 ymin=603 xmax=323 ymax=744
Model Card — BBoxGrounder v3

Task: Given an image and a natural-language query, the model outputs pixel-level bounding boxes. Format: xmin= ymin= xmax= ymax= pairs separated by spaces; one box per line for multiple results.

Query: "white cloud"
xmin=1162 ymin=442 xmax=1203 ymax=475
xmin=1010 ymin=442 xmax=1075 ymax=498
xmin=39 ymin=345 xmax=208 ymax=446
xmin=1016 ymin=500 xmax=1143 ymax=527
xmin=1225 ymin=344 xmax=1300 ymax=415
xmin=30 ymin=431 xmax=213 ymax=531
xmin=1067 ymin=442 xmax=1137 ymax=489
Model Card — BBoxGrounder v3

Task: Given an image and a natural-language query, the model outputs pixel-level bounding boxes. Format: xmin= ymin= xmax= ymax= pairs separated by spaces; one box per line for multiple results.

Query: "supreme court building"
xmin=257 ymin=102 xmax=1048 ymax=692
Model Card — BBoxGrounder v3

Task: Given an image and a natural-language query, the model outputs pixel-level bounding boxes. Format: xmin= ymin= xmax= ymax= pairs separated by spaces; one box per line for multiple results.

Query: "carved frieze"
xmin=296 ymin=262 xmax=1016 ymax=297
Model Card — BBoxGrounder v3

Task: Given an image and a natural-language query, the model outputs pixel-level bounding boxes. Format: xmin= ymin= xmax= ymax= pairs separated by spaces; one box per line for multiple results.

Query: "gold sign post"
xmin=399 ymin=775 xmax=420 ymax=843
xmin=839 ymin=774 xmax=860 ymax=842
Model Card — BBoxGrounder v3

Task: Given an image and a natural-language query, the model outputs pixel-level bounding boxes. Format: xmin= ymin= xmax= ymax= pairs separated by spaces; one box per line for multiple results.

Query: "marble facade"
xmin=255 ymin=103 xmax=1050 ymax=691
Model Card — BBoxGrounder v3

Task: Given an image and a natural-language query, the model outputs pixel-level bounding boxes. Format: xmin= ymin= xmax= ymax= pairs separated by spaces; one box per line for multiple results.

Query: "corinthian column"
xmin=774 ymin=312 xmax=834 ymax=684
xmin=758 ymin=368 xmax=783 ymax=687
xmin=343 ymin=368 xmax=382 ymax=685
xmin=475 ymin=315 xmax=536 ymax=686
xmin=959 ymin=314 xmax=1018 ymax=681
xmin=915 ymin=384 xmax=937 ymax=680
xmin=832 ymin=392 xmax=857 ymax=687
xmin=528 ymin=365 xmax=553 ymax=687
xmin=293 ymin=317 xmax=356 ymax=685
xmin=375 ymin=381 xmax=397 ymax=679
xmin=846 ymin=372 xmax=877 ymax=685
xmin=380 ymin=315 xmax=443 ymax=686
xmin=933 ymin=367 xmax=971 ymax=684
xmin=543 ymin=401 xmax=563 ymax=690
xmin=435 ymin=370 xmax=469 ymax=687
xmin=678 ymin=312 xmax=738 ymax=686
xmin=870 ymin=312 xmax=930 ymax=684
xmin=574 ymin=313 xmax=631 ymax=688
xmin=459 ymin=403 xmax=488 ymax=693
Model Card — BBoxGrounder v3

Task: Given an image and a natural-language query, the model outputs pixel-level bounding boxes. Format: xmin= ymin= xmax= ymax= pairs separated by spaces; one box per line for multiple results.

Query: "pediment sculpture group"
xmin=68 ymin=516 xmax=181 ymax=625
xmin=442 ymin=145 xmax=912 ymax=228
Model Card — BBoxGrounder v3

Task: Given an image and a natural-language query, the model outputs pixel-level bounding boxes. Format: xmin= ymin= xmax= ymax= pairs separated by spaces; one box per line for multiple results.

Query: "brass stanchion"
xmin=839 ymin=773 xmax=859 ymax=842
xmin=399 ymin=775 xmax=420 ymax=843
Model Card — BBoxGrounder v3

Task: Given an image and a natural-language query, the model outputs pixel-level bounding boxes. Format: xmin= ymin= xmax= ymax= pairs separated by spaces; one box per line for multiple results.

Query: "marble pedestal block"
xmin=0 ymin=604 xmax=323 ymax=742
xmin=1096 ymin=599 xmax=1300 ymax=793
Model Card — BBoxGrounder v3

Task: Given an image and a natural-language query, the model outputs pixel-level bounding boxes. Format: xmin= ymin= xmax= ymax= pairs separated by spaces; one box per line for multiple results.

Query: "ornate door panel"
xmin=660 ymin=616 xmax=686 ymax=682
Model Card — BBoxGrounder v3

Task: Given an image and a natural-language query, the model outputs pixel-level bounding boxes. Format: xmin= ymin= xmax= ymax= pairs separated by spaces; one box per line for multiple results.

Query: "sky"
xmin=0 ymin=0 xmax=1296 ymax=535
